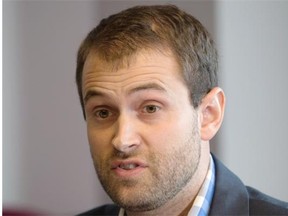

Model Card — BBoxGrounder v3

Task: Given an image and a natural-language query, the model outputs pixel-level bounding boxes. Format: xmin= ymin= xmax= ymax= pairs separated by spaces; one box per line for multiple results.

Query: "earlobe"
xmin=200 ymin=87 xmax=225 ymax=141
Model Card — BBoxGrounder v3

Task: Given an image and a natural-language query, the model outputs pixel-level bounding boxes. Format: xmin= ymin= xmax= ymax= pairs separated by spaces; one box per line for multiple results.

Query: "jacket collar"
xmin=209 ymin=155 xmax=249 ymax=215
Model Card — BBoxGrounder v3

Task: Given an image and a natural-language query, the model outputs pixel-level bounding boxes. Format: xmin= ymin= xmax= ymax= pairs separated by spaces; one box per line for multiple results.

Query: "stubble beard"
xmin=93 ymin=126 xmax=201 ymax=212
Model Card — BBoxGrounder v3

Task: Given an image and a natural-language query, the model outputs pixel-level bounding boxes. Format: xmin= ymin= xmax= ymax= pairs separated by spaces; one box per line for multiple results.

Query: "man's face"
xmin=82 ymin=50 xmax=202 ymax=212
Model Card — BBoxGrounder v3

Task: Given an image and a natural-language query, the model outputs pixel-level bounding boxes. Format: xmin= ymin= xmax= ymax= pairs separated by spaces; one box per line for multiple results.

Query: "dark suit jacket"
xmin=79 ymin=156 xmax=288 ymax=215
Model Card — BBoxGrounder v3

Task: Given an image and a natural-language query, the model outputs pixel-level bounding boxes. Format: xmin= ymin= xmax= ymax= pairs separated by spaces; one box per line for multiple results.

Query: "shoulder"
xmin=77 ymin=204 xmax=120 ymax=216
xmin=211 ymin=155 xmax=288 ymax=215
xmin=247 ymin=186 xmax=288 ymax=215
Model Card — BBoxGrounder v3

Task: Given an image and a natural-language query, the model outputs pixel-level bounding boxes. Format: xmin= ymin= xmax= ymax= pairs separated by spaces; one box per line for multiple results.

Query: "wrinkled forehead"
xmin=81 ymin=48 xmax=191 ymax=107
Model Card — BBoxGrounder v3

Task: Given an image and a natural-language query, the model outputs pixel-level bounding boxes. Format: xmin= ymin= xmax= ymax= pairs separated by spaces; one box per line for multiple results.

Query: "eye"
xmin=143 ymin=105 xmax=160 ymax=113
xmin=95 ymin=109 xmax=111 ymax=119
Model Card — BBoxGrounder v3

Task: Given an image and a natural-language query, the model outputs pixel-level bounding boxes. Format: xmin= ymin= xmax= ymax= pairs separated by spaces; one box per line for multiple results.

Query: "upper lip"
xmin=111 ymin=159 xmax=148 ymax=169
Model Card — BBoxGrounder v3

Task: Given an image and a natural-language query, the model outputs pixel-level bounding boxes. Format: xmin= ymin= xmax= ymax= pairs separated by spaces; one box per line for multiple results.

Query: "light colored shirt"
xmin=119 ymin=155 xmax=215 ymax=216
xmin=188 ymin=155 xmax=215 ymax=216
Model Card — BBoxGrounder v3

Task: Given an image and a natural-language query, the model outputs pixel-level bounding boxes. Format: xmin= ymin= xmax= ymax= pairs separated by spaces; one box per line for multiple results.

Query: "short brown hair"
xmin=76 ymin=5 xmax=218 ymax=118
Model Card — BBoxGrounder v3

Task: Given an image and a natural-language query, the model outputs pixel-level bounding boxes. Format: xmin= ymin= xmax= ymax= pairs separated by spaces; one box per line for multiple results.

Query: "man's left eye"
xmin=143 ymin=105 xmax=160 ymax=113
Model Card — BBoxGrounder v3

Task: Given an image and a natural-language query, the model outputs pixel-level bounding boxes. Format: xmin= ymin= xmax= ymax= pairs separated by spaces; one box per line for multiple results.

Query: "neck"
xmin=127 ymin=146 xmax=210 ymax=216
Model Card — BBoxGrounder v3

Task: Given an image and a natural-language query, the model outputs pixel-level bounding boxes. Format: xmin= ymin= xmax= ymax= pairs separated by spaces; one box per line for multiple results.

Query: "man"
xmin=76 ymin=5 xmax=288 ymax=215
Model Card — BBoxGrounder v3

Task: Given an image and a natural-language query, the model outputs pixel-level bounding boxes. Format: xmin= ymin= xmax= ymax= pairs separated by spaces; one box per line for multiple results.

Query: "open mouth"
xmin=118 ymin=163 xmax=139 ymax=170
xmin=111 ymin=160 xmax=147 ymax=177
xmin=112 ymin=160 xmax=146 ymax=170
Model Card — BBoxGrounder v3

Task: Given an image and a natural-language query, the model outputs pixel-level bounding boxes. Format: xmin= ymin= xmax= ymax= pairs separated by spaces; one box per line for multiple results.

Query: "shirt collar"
xmin=188 ymin=154 xmax=215 ymax=216
xmin=119 ymin=155 xmax=215 ymax=216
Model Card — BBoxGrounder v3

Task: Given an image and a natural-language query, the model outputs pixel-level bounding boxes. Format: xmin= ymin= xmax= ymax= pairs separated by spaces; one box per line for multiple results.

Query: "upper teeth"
xmin=120 ymin=163 xmax=137 ymax=170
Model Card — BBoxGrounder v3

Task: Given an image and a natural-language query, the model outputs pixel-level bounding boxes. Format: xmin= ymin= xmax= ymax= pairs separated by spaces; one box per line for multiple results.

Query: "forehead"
xmin=83 ymin=49 xmax=181 ymax=77
xmin=81 ymin=49 xmax=186 ymax=97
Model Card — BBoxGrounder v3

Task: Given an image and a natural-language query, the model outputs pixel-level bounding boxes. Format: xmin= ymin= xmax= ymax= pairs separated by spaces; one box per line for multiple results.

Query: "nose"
xmin=112 ymin=114 xmax=140 ymax=154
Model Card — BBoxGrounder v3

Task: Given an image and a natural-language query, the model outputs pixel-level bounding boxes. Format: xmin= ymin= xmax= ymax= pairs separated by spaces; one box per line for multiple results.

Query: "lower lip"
xmin=112 ymin=166 xmax=146 ymax=178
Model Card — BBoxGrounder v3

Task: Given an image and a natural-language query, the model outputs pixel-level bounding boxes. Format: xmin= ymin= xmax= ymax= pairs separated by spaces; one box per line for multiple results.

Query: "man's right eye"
xmin=95 ymin=109 xmax=111 ymax=119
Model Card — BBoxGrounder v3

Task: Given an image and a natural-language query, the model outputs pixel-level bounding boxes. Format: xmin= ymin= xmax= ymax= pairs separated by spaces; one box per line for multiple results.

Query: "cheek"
xmin=149 ymin=112 xmax=198 ymax=149
xmin=146 ymin=123 xmax=184 ymax=152
xmin=162 ymin=110 xmax=196 ymax=135
xmin=87 ymin=127 xmax=113 ymax=158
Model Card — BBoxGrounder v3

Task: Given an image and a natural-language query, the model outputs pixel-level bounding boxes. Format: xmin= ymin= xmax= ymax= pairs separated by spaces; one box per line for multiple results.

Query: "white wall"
xmin=215 ymin=1 xmax=288 ymax=201
xmin=3 ymin=1 xmax=287 ymax=215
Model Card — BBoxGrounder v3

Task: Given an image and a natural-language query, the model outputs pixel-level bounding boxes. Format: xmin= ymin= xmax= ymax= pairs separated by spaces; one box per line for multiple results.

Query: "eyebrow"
xmin=83 ymin=90 xmax=106 ymax=104
xmin=128 ymin=83 xmax=166 ymax=95
xmin=83 ymin=82 xmax=167 ymax=104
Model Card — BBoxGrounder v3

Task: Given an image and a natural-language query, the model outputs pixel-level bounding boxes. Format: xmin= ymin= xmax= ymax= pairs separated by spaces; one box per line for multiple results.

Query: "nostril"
xmin=119 ymin=143 xmax=138 ymax=153
xmin=112 ymin=137 xmax=140 ymax=153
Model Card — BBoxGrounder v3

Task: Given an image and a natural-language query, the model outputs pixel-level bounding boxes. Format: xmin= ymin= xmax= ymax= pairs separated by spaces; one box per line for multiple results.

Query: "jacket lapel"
xmin=209 ymin=156 xmax=249 ymax=215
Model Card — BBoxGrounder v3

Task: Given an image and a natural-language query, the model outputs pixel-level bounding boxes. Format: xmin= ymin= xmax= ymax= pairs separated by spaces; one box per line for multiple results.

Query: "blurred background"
xmin=3 ymin=0 xmax=288 ymax=215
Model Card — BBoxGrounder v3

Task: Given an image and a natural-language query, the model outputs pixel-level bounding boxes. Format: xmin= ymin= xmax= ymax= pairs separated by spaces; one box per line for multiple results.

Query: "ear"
xmin=199 ymin=87 xmax=225 ymax=141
